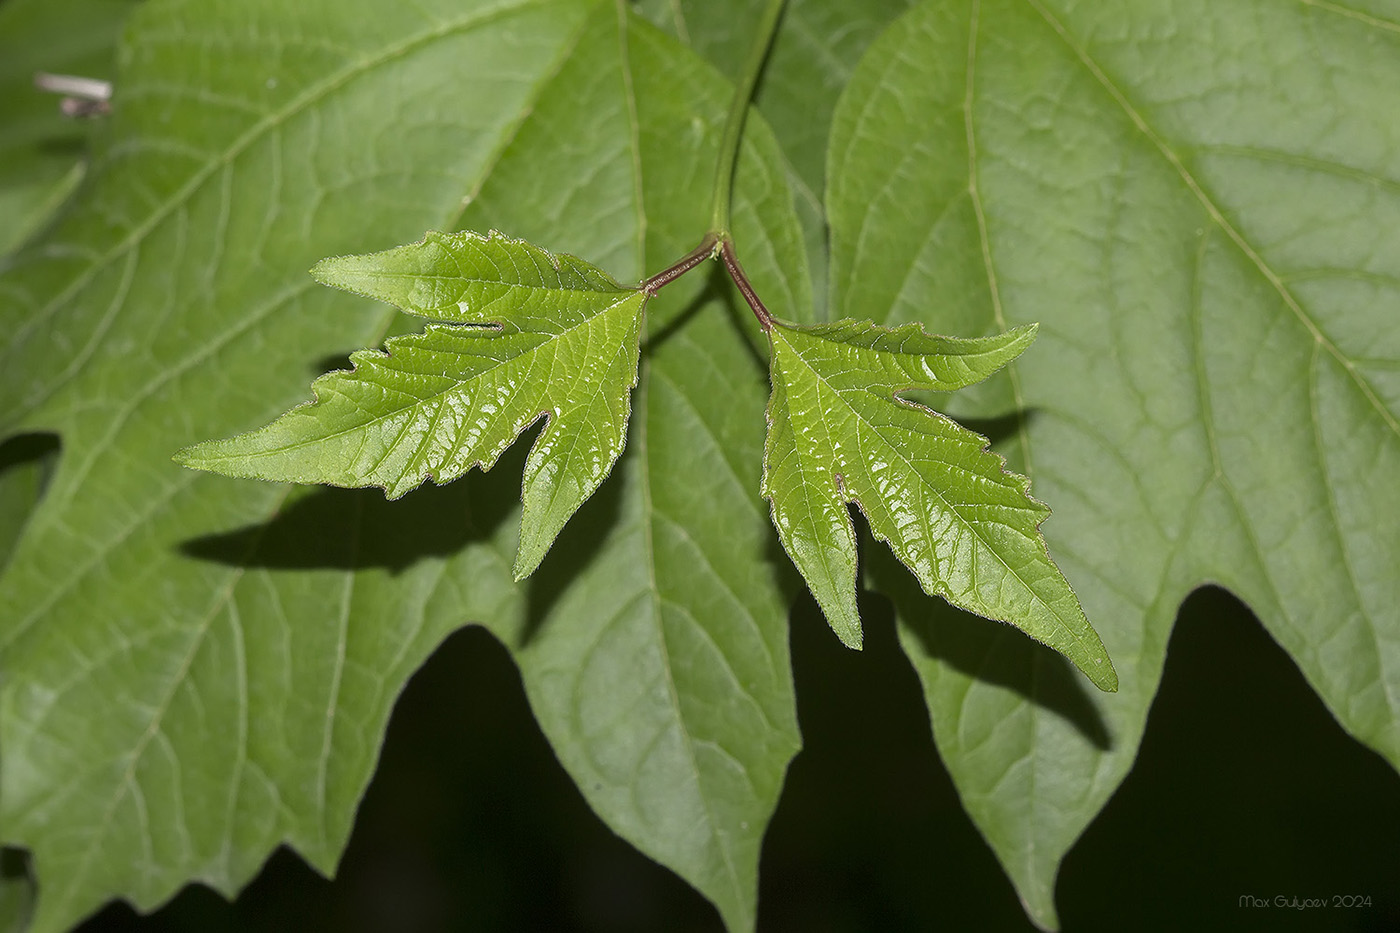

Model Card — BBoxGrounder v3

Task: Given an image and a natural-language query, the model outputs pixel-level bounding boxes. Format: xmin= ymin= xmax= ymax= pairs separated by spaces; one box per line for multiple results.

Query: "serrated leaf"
xmin=763 ymin=318 xmax=1117 ymax=691
xmin=829 ymin=0 xmax=1400 ymax=927
xmin=0 ymin=0 xmax=602 ymax=928
xmin=0 ymin=1 xmax=803 ymax=931
xmin=453 ymin=8 xmax=808 ymax=931
xmin=176 ymin=230 xmax=647 ymax=579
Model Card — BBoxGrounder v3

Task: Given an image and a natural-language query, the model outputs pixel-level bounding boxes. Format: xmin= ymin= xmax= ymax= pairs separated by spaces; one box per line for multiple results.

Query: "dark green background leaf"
xmin=0 ymin=0 xmax=137 ymax=256
xmin=635 ymin=0 xmax=915 ymax=319
xmin=4 ymin=0 xmax=1398 ymax=930
xmin=0 ymin=1 xmax=806 ymax=930
xmin=828 ymin=0 xmax=1400 ymax=926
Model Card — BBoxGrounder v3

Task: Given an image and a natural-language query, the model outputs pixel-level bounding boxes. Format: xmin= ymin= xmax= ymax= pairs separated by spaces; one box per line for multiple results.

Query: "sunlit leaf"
xmin=178 ymin=230 xmax=647 ymax=578
xmin=763 ymin=317 xmax=1116 ymax=690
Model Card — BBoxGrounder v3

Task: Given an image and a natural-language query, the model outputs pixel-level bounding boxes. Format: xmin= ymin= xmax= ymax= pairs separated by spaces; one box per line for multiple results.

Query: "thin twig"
xmin=641 ymin=232 xmax=720 ymax=294
xmin=720 ymin=239 xmax=773 ymax=331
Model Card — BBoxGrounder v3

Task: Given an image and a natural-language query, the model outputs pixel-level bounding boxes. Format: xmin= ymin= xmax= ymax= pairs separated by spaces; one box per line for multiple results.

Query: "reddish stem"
xmin=641 ymin=233 xmax=719 ymax=295
xmin=640 ymin=233 xmax=774 ymax=334
xmin=719 ymin=239 xmax=773 ymax=331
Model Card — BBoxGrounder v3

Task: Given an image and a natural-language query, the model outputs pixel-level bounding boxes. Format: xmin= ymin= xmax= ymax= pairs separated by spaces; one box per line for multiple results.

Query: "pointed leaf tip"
xmin=835 ymin=621 xmax=863 ymax=650
xmin=169 ymin=438 xmax=244 ymax=475
xmin=1090 ymin=654 xmax=1118 ymax=693
xmin=512 ymin=531 xmax=547 ymax=583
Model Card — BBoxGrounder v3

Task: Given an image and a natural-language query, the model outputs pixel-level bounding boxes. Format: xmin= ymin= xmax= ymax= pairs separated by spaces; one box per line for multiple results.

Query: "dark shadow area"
xmin=0 ymin=846 xmax=34 ymax=925
xmin=33 ymin=135 xmax=88 ymax=160
xmin=179 ymin=441 xmax=529 ymax=574
xmin=309 ymin=351 xmax=356 ymax=378
xmin=1058 ymin=586 xmax=1400 ymax=933
xmin=887 ymin=564 xmax=1112 ymax=750
xmin=856 ymin=449 xmax=1112 ymax=750
xmin=758 ymin=588 xmax=1036 ymax=932
xmin=758 ymin=585 xmax=1400 ymax=932
xmin=0 ymin=431 xmax=60 ymax=480
xmin=517 ymin=445 xmax=626 ymax=648
xmin=0 ymin=847 xmax=31 ymax=881
xmin=76 ymin=626 xmax=720 ymax=933
xmin=843 ymin=403 xmax=1112 ymax=748
xmin=951 ymin=409 xmax=1033 ymax=447
xmin=68 ymin=582 xmax=1400 ymax=931
xmin=0 ymin=431 xmax=61 ymax=571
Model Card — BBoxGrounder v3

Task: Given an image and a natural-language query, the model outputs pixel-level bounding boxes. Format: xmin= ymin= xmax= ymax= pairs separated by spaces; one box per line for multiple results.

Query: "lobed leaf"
xmin=176 ymin=230 xmax=647 ymax=579
xmin=829 ymin=0 xmax=1400 ymax=926
xmin=0 ymin=0 xmax=610 ymax=928
xmin=763 ymin=318 xmax=1117 ymax=691
xmin=0 ymin=1 xmax=806 ymax=930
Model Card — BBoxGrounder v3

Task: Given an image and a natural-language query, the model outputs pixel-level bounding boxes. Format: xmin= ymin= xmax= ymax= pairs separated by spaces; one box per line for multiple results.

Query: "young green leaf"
xmin=175 ymin=230 xmax=646 ymax=579
xmin=763 ymin=318 xmax=1118 ymax=692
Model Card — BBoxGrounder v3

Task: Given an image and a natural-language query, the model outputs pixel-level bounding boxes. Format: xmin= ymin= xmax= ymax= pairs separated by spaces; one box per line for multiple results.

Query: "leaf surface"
xmin=177 ymin=231 xmax=647 ymax=578
xmin=636 ymin=0 xmax=914 ymax=319
xmin=0 ymin=0 xmax=137 ymax=256
xmin=453 ymin=9 xmax=809 ymax=930
xmin=0 ymin=1 xmax=803 ymax=931
xmin=763 ymin=318 xmax=1116 ymax=690
xmin=828 ymin=0 xmax=1400 ymax=926
xmin=0 ymin=0 xmax=596 ymax=927
xmin=635 ymin=0 xmax=914 ymax=198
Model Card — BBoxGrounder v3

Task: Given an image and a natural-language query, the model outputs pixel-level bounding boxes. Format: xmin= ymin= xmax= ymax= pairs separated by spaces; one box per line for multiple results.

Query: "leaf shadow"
xmin=0 ymin=432 xmax=62 ymax=572
xmin=517 ymin=444 xmax=627 ymax=648
xmin=860 ymin=409 xmax=1112 ymax=750
xmin=179 ymin=442 xmax=527 ymax=574
xmin=642 ymin=265 xmax=728 ymax=355
xmin=887 ymin=577 xmax=1113 ymax=752
xmin=515 ymin=267 xmax=763 ymax=646
xmin=0 ymin=431 xmax=61 ymax=476
xmin=309 ymin=350 xmax=356 ymax=378
xmin=29 ymin=135 xmax=87 ymax=161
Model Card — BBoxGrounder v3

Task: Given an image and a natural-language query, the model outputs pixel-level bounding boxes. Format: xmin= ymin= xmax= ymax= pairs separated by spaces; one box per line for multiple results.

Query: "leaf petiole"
xmin=641 ymin=231 xmax=720 ymax=294
xmin=639 ymin=236 xmax=774 ymax=333
xmin=641 ymin=0 xmax=787 ymax=333
xmin=719 ymin=238 xmax=773 ymax=331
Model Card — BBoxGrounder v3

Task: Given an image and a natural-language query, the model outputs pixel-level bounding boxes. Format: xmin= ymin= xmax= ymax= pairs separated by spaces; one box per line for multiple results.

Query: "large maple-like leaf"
xmin=827 ymin=0 xmax=1400 ymax=927
xmin=0 ymin=1 xmax=805 ymax=931
xmin=177 ymin=231 xmax=647 ymax=578
xmin=763 ymin=317 xmax=1117 ymax=691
